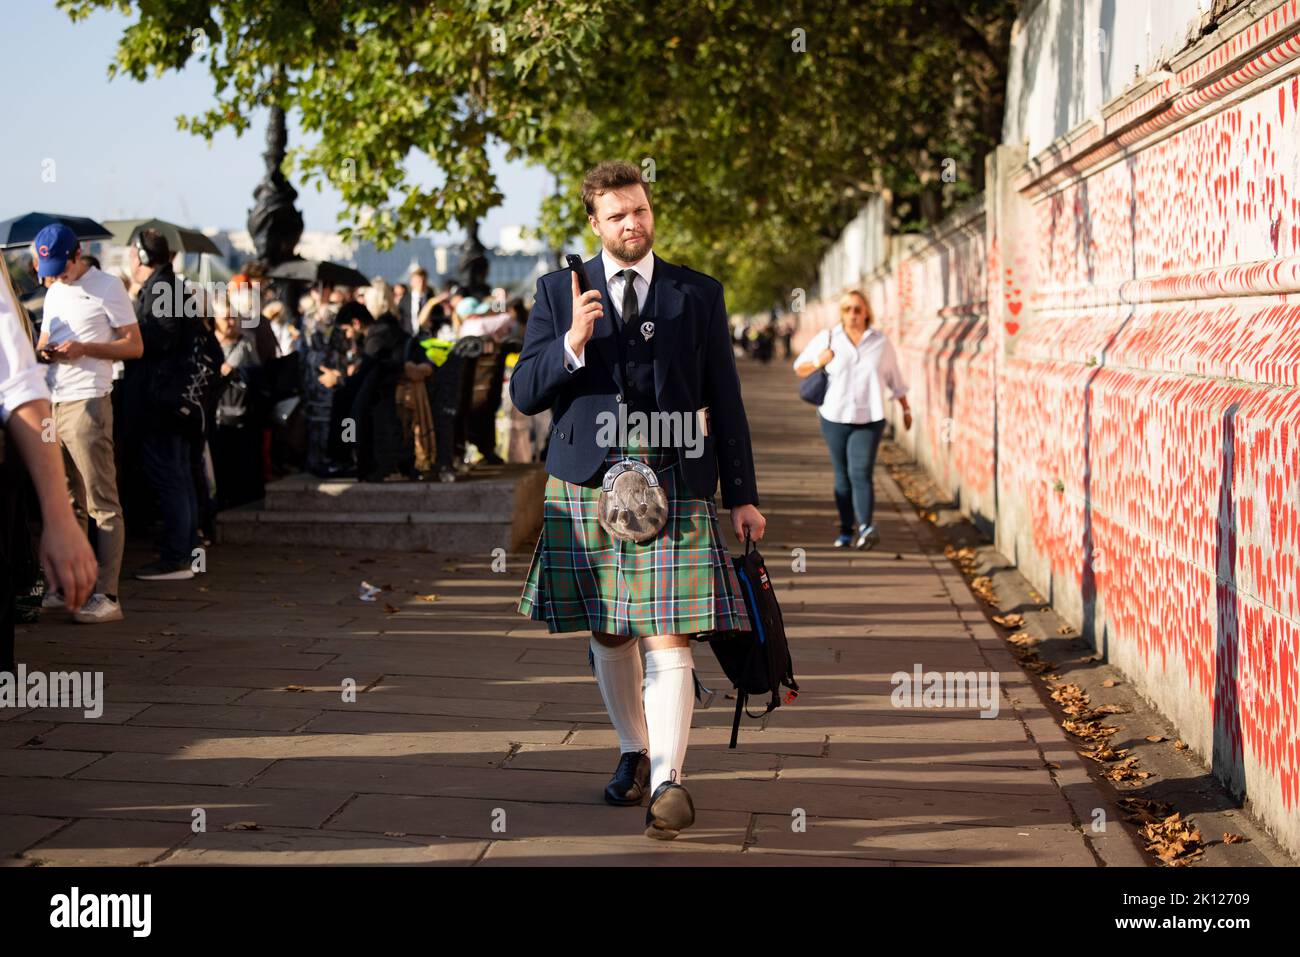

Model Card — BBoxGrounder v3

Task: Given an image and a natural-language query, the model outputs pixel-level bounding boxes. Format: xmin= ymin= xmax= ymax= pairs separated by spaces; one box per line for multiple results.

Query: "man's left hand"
xmin=50 ymin=340 xmax=86 ymax=361
xmin=731 ymin=504 xmax=766 ymax=543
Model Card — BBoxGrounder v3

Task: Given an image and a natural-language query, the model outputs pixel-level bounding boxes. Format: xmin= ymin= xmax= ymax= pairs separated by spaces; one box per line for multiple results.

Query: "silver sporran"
xmin=597 ymin=459 xmax=669 ymax=543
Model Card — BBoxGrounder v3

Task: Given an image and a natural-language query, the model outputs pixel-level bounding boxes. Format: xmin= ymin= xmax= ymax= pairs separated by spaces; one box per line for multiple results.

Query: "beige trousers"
xmin=54 ymin=395 xmax=124 ymax=596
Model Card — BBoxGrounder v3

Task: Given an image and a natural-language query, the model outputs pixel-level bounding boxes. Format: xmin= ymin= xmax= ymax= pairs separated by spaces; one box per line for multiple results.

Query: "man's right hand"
xmin=41 ymin=516 xmax=97 ymax=613
xmin=564 ymin=268 xmax=602 ymax=357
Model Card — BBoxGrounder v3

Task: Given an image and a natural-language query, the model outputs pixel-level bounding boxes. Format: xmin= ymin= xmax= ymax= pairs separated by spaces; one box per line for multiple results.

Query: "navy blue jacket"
xmin=509 ymin=253 xmax=759 ymax=508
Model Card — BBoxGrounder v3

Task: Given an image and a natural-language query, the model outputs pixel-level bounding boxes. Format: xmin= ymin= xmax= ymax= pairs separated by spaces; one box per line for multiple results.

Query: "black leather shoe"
xmin=604 ymin=749 xmax=650 ymax=806
xmin=644 ymin=773 xmax=695 ymax=839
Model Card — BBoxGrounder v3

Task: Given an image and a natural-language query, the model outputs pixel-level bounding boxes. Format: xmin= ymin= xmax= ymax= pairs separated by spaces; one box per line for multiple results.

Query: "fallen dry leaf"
xmin=223 ymin=821 xmax=261 ymax=831
xmin=416 ymin=594 xmax=440 ymax=602
xmin=1102 ymin=678 xmax=1121 ymax=688
xmin=1223 ymin=832 xmax=1248 ymax=845
xmin=1145 ymin=735 xmax=1167 ymax=743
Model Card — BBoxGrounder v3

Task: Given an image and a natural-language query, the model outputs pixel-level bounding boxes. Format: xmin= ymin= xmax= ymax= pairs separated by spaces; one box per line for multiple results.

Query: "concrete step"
xmin=216 ymin=467 xmax=547 ymax=553
xmin=262 ymin=465 xmax=538 ymax=513
xmin=217 ymin=509 xmax=516 ymax=553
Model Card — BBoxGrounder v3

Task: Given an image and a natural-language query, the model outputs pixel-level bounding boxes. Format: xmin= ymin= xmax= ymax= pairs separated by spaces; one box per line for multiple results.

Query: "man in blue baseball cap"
xmin=33 ymin=223 xmax=142 ymax=623
xmin=33 ymin=222 xmax=82 ymax=282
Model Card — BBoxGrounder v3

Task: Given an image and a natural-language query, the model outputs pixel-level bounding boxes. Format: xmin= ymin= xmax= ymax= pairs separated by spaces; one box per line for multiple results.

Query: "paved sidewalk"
xmin=0 ymin=358 xmax=1146 ymax=866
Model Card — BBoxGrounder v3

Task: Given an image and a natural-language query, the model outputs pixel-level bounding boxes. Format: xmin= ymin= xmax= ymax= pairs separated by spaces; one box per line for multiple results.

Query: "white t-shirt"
xmin=0 ymin=279 xmax=49 ymax=423
xmin=41 ymin=266 xmax=137 ymax=403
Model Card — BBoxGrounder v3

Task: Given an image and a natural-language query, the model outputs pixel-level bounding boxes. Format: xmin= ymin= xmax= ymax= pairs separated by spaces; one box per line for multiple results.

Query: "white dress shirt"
xmin=793 ymin=324 xmax=909 ymax=424
xmin=564 ymin=248 xmax=654 ymax=371
xmin=407 ymin=288 xmax=427 ymax=334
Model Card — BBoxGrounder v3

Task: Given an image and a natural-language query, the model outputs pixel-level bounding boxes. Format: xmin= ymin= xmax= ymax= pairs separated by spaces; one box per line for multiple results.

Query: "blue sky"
xmin=0 ymin=5 xmax=551 ymax=245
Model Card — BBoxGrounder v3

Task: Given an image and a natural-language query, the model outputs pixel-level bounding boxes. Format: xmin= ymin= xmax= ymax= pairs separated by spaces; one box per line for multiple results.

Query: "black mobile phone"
xmin=565 ymin=254 xmax=592 ymax=295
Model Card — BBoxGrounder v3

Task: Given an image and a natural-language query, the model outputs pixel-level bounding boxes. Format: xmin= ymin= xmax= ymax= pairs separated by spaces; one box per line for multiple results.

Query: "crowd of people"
xmin=732 ymin=308 xmax=795 ymax=363
xmin=0 ymin=223 xmax=533 ymax=642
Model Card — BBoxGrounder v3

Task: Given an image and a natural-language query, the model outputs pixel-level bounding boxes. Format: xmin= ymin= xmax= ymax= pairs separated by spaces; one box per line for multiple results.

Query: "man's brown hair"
xmin=137 ymin=228 xmax=171 ymax=267
xmin=581 ymin=160 xmax=651 ymax=216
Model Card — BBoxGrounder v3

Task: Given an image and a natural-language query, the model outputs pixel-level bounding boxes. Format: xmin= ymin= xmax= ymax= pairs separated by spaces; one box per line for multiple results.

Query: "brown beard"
xmin=607 ymin=226 xmax=654 ymax=262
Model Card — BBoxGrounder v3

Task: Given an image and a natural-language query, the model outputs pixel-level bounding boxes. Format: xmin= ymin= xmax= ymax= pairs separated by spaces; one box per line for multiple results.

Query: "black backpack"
xmin=173 ymin=319 xmax=224 ymax=437
xmin=707 ymin=537 xmax=799 ymax=747
xmin=148 ymin=315 xmax=223 ymax=438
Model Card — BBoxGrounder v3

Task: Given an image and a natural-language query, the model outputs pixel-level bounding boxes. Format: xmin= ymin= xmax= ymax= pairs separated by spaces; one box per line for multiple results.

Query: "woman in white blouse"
xmin=794 ymin=290 xmax=911 ymax=548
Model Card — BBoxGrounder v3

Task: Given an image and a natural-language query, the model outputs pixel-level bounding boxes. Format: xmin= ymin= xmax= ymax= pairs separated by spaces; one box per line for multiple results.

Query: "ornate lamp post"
xmin=247 ymin=101 xmax=305 ymax=318
xmin=455 ymin=219 xmax=491 ymax=301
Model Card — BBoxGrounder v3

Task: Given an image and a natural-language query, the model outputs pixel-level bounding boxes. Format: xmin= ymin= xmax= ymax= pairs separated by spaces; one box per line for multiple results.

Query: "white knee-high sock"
xmin=589 ymin=636 xmax=649 ymax=755
xmin=643 ymin=646 xmax=695 ymax=792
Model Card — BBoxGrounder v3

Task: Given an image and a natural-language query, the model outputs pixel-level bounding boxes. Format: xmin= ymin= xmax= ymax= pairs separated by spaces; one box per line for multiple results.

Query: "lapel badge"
xmin=640 ymin=320 xmax=655 ymax=341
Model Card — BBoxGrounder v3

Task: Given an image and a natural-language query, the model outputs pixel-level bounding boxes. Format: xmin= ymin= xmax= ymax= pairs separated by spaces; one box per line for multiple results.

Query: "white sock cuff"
xmin=644 ymin=646 xmax=694 ymax=674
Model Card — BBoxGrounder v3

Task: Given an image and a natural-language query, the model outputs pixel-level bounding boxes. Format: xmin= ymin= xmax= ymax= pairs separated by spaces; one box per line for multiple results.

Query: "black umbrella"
xmin=0 ymin=212 xmax=114 ymax=249
xmin=103 ymin=218 xmax=222 ymax=256
xmin=267 ymin=258 xmax=370 ymax=288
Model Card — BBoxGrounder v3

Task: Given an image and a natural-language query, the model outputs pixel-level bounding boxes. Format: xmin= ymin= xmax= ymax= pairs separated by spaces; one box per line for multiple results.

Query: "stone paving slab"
xmin=1 ymin=358 xmax=1149 ymax=866
xmin=0 ymin=776 xmax=350 ymax=829
xmin=746 ymin=816 xmax=1097 ymax=865
xmin=477 ymin=838 xmax=883 ymax=866
xmin=70 ymin=751 xmax=277 ymax=787
xmin=232 ymin=688 xmax=546 ymax=721
xmin=157 ymin=828 xmax=488 ymax=866
xmin=0 ymin=814 xmax=68 ymax=860
xmin=23 ymin=818 xmax=192 ymax=866
xmin=324 ymin=793 xmax=754 ymax=847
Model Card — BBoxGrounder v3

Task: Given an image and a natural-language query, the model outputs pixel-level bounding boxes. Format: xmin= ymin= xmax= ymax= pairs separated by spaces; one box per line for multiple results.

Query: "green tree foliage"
xmin=59 ymin=0 xmax=1015 ymax=312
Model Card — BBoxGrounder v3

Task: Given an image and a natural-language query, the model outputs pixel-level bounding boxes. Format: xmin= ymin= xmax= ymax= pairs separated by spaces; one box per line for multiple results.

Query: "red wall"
xmin=794 ymin=7 xmax=1300 ymax=854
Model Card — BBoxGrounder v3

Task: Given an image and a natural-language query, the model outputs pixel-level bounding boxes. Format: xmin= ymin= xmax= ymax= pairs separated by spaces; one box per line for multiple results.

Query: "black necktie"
xmin=618 ymin=268 xmax=638 ymax=332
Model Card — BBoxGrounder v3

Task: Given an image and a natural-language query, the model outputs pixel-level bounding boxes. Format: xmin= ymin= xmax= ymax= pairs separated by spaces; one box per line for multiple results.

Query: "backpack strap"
xmin=729 ymin=692 xmax=745 ymax=749
xmin=691 ymin=668 xmax=712 ymax=703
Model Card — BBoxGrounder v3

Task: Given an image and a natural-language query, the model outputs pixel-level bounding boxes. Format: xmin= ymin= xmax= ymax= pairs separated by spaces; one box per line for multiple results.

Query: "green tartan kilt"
xmin=518 ymin=442 xmax=750 ymax=637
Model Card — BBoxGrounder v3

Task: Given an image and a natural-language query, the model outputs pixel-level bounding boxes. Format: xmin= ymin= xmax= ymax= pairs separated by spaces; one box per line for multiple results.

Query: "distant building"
xmin=497 ymin=225 xmax=545 ymax=255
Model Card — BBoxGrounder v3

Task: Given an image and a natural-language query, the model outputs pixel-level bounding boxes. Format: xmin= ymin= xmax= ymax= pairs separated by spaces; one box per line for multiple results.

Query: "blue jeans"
xmin=818 ymin=416 xmax=886 ymax=534
xmin=140 ymin=432 xmax=197 ymax=566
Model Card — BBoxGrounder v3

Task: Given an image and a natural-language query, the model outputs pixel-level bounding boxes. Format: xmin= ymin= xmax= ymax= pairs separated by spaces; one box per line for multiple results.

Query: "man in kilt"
xmin=511 ymin=160 xmax=766 ymax=839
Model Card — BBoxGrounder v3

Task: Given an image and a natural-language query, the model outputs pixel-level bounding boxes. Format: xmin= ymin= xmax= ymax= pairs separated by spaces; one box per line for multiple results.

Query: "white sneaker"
xmin=72 ymin=594 xmax=124 ymax=624
xmin=41 ymin=591 xmax=66 ymax=610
